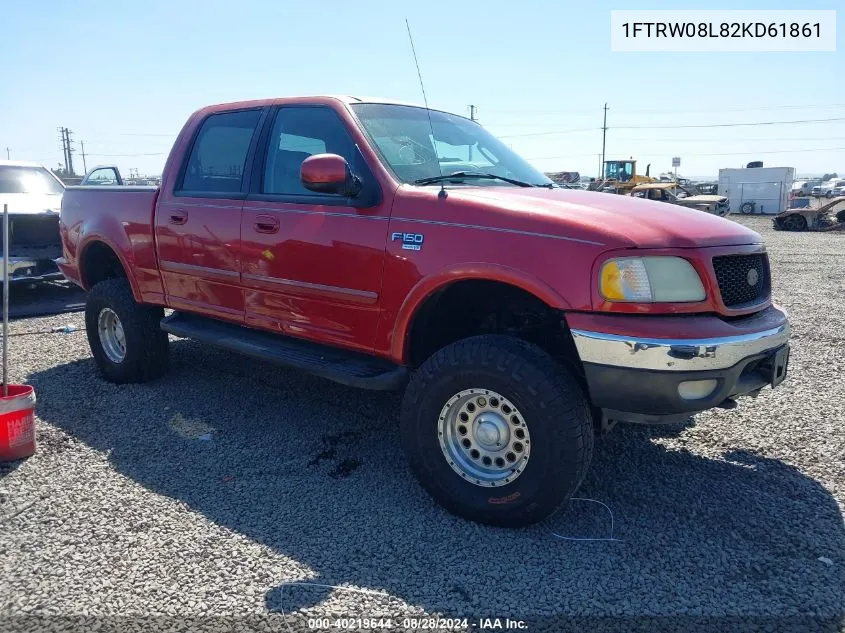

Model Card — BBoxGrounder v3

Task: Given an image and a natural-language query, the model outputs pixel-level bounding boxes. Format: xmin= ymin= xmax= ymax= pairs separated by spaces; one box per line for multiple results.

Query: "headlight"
xmin=599 ymin=256 xmax=705 ymax=303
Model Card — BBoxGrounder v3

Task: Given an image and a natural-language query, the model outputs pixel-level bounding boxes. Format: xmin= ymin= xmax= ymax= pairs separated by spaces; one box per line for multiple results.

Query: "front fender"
xmin=389 ymin=263 xmax=572 ymax=363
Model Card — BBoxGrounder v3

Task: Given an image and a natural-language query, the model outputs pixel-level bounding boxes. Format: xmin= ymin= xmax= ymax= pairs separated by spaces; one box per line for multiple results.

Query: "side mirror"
xmin=300 ymin=154 xmax=361 ymax=197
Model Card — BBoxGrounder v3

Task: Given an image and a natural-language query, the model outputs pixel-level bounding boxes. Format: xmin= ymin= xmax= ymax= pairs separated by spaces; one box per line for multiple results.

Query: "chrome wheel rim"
xmin=98 ymin=308 xmax=126 ymax=363
xmin=437 ymin=388 xmax=531 ymax=487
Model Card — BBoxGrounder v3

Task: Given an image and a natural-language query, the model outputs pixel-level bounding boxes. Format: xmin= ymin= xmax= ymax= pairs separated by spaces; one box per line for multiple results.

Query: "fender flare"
xmin=389 ymin=263 xmax=572 ymax=363
xmin=77 ymin=230 xmax=142 ymax=302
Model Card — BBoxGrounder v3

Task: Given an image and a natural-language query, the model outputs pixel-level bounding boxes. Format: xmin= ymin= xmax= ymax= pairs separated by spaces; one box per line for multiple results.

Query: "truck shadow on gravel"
xmin=28 ymin=339 xmax=845 ymax=627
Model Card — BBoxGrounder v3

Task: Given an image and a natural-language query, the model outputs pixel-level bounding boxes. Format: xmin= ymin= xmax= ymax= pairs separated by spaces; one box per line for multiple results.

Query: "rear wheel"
xmin=740 ymin=201 xmax=755 ymax=215
xmin=85 ymin=278 xmax=169 ymax=383
xmin=400 ymin=335 xmax=593 ymax=527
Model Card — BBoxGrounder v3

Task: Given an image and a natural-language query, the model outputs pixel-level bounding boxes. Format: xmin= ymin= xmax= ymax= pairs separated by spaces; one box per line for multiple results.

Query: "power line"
xmin=499 ymin=127 xmax=599 ymax=139
xmin=598 ymin=136 xmax=845 ymax=143
xmin=527 ymin=145 xmax=845 ymax=161
xmin=666 ymin=146 xmax=845 ymax=158
xmin=117 ymin=133 xmax=178 ymax=137
xmin=85 ymin=152 xmax=168 ymax=157
xmin=482 ymin=102 xmax=845 ymax=116
xmin=499 ymin=116 xmax=845 ymax=138
xmin=615 ymin=117 xmax=845 ymax=130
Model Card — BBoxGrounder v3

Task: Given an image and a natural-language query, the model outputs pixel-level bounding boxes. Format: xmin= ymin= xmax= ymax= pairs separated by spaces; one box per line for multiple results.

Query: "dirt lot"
xmin=0 ymin=216 xmax=843 ymax=632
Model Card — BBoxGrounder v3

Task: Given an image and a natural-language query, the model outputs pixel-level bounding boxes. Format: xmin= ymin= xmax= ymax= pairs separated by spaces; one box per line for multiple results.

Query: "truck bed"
xmin=58 ymin=185 xmax=161 ymax=291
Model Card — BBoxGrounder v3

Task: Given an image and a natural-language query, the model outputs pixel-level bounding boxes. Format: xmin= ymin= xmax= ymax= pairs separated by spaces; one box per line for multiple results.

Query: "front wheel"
xmin=400 ymin=335 xmax=594 ymax=527
xmin=782 ymin=214 xmax=808 ymax=231
xmin=85 ymin=278 xmax=169 ymax=383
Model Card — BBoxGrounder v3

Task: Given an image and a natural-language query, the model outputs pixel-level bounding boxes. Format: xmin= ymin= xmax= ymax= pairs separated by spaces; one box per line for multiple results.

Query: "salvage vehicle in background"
xmin=811 ymin=178 xmax=845 ymax=197
xmin=630 ymin=182 xmax=730 ymax=216
xmin=772 ymin=196 xmax=845 ymax=232
xmin=0 ymin=160 xmax=65 ymax=282
xmin=792 ymin=179 xmax=820 ymax=197
xmin=80 ymin=165 xmax=124 ymax=186
xmin=57 ymin=96 xmax=791 ymax=527
xmin=695 ymin=182 xmax=719 ymax=196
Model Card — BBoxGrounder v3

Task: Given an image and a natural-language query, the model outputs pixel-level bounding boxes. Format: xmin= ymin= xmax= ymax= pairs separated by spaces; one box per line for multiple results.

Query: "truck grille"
xmin=712 ymin=253 xmax=770 ymax=308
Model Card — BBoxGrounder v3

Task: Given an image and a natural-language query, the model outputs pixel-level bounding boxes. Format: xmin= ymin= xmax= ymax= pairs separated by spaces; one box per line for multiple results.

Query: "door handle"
xmin=169 ymin=210 xmax=188 ymax=225
xmin=254 ymin=215 xmax=279 ymax=234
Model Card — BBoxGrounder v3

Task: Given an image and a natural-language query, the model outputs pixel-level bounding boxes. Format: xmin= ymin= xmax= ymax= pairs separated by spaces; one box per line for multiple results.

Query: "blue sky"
xmin=1 ymin=0 xmax=842 ymax=179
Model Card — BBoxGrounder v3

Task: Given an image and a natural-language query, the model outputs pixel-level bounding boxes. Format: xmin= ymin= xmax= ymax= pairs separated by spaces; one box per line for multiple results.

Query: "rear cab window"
xmin=177 ymin=109 xmax=263 ymax=195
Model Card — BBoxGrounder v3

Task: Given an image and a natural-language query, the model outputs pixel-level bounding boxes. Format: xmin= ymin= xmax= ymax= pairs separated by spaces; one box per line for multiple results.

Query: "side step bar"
xmin=160 ymin=313 xmax=408 ymax=391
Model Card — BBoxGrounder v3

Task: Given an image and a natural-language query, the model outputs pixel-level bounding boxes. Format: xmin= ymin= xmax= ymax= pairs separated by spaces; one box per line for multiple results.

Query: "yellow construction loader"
xmin=589 ymin=159 xmax=659 ymax=194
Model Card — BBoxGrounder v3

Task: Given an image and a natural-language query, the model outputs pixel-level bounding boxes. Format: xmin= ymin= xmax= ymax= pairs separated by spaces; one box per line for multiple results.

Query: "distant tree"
xmin=822 ymin=172 xmax=839 ymax=181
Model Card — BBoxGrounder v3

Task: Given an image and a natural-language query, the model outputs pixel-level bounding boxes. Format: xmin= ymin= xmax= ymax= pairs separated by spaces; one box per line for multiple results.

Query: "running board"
xmin=160 ymin=313 xmax=408 ymax=391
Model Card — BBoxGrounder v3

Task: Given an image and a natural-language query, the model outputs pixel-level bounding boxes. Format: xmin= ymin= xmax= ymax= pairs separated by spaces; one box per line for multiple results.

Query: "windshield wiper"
xmin=413 ymin=171 xmax=535 ymax=188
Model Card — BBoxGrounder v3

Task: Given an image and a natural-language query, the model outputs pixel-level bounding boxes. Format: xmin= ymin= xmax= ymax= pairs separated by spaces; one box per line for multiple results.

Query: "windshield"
xmin=0 ymin=166 xmax=65 ymax=195
xmin=604 ymin=161 xmax=634 ymax=182
xmin=351 ymin=103 xmax=552 ymax=187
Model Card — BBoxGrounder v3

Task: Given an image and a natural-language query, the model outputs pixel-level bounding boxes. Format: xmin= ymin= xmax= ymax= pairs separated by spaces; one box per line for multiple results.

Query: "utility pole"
xmin=600 ymin=103 xmax=608 ymax=180
xmin=80 ymin=141 xmax=88 ymax=174
xmin=65 ymin=128 xmax=75 ymax=176
xmin=58 ymin=127 xmax=68 ymax=172
xmin=468 ymin=105 xmax=477 ymax=161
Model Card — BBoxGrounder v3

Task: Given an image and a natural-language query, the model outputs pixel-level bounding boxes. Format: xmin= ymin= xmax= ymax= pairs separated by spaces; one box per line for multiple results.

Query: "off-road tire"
xmin=400 ymin=335 xmax=594 ymax=527
xmin=85 ymin=278 xmax=169 ymax=383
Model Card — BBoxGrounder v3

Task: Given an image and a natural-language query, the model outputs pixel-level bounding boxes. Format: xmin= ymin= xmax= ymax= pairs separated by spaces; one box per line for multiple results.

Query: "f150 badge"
xmin=392 ymin=232 xmax=424 ymax=251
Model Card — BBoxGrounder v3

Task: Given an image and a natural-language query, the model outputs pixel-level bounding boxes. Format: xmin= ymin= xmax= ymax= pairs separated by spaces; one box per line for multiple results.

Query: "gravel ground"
xmin=0 ymin=217 xmax=843 ymax=632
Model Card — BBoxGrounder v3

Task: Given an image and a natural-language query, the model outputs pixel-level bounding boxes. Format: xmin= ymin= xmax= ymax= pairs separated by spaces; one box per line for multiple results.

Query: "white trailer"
xmin=718 ymin=166 xmax=795 ymax=215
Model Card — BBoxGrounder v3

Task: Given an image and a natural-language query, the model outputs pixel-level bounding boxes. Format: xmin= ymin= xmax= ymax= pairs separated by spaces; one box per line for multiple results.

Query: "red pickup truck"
xmin=58 ymin=96 xmax=790 ymax=527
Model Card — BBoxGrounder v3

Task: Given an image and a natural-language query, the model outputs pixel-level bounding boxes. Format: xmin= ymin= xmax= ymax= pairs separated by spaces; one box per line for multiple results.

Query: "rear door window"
xmin=179 ymin=109 xmax=262 ymax=194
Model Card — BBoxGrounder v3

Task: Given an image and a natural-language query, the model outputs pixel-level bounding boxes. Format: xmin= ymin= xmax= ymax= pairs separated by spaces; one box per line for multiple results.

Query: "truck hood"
xmin=455 ymin=187 xmax=760 ymax=249
xmin=0 ymin=193 xmax=63 ymax=215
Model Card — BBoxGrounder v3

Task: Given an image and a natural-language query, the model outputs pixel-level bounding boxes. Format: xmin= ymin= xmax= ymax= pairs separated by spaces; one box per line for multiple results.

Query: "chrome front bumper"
xmin=571 ymin=322 xmax=790 ymax=372
xmin=0 ymin=257 xmax=63 ymax=283
xmin=571 ymin=316 xmax=791 ymax=423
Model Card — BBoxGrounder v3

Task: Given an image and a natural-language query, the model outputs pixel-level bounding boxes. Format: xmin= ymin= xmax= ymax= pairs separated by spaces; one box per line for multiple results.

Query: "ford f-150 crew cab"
xmin=58 ymin=96 xmax=790 ymax=527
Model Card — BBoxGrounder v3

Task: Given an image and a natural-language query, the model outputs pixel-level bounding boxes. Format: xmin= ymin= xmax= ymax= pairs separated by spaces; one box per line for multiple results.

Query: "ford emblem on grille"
xmin=747 ymin=268 xmax=759 ymax=286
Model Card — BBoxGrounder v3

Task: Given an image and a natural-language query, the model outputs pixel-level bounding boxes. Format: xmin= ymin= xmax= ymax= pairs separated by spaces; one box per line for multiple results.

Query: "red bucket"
xmin=0 ymin=384 xmax=36 ymax=461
